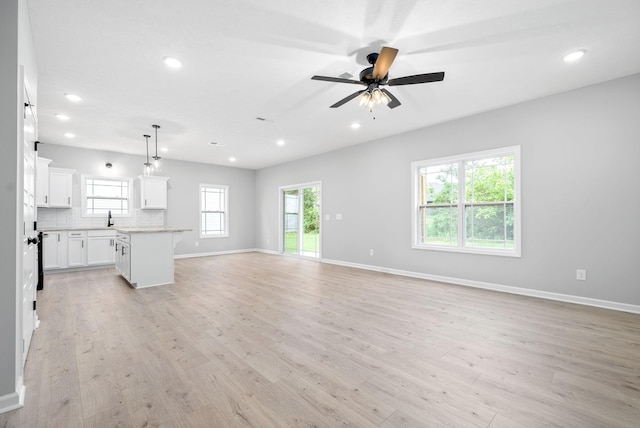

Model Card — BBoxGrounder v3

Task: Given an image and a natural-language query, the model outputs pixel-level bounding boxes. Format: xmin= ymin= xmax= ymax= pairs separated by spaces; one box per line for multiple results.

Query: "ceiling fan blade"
xmin=330 ymin=90 xmax=366 ymax=108
xmin=381 ymin=89 xmax=401 ymax=109
xmin=372 ymin=46 xmax=399 ymax=80
xmin=311 ymin=75 xmax=366 ymax=85
xmin=388 ymin=71 xmax=445 ymax=86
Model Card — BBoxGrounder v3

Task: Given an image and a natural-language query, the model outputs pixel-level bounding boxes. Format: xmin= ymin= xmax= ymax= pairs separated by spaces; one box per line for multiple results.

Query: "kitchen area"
xmin=37 ymin=155 xmax=189 ymax=289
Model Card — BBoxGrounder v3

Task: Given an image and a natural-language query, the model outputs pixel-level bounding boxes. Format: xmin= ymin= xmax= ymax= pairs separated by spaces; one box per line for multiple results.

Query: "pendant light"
xmin=152 ymin=124 xmax=161 ymax=169
xmin=143 ymin=134 xmax=152 ymax=175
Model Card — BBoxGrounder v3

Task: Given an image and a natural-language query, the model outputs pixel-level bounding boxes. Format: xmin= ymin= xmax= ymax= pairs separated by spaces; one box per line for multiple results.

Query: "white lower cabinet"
xmin=115 ymin=234 xmax=131 ymax=281
xmin=42 ymin=229 xmax=118 ymax=271
xmin=87 ymin=230 xmax=116 ymax=265
xmin=42 ymin=231 xmax=67 ymax=270
xmin=67 ymin=231 xmax=87 ymax=267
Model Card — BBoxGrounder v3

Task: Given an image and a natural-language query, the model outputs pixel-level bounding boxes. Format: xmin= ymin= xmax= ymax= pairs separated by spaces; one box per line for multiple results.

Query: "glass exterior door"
xmin=283 ymin=189 xmax=300 ymax=254
xmin=282 ymin=184 xmax=320 ymax=258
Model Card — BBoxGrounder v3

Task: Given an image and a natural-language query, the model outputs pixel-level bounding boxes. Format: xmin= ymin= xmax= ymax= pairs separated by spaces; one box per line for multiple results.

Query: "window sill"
xmin=412 ymin=244 xmax=521 ymax=257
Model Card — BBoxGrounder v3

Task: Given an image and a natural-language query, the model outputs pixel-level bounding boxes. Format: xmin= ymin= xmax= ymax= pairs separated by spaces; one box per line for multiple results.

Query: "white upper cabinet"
xmin=36 ymin=157 xmax=52 ymax=207
xmin=48 ymin=167 xmax=75 ymax=208
xmin=139 ymin=176 xmax=168 ymax=209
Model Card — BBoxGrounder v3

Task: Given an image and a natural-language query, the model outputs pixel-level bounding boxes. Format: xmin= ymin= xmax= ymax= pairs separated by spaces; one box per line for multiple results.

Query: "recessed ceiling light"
xmin=563 ymin=49 xmax=586 ymax=62
xmin=276 ymin=139 xmax=285 ymax=146
xmin=229 ymin=157 xmax=237 ymax=162
xmin=163 ymin=56 xmax=182 ymax=69
xmin=65 ymin=93 xmax=81 ymax=102
xmin=63 ymin=132 xmax=75 ymax=138
xmin=350 ymin=122 xmax=361 ymax=129
xmin=55 ymin=114 xmax=70 ymax=121
xmin=160 ymin=147 xmax=168 ymax=152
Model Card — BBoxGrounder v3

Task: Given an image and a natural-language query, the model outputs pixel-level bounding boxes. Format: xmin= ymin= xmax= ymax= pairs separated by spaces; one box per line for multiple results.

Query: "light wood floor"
xmin=2 ymin=252 xmax=640 ymax=427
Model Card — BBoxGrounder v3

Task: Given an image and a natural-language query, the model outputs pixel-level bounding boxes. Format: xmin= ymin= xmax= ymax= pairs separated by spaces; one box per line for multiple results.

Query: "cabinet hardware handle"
xmin=82 ymin=240 xmax=84 ymax=248
xmin=45 ymin=195 xmax=47 ymax=203
xmin=115 ymin=243 xmax=119 ymax=252
xmin=145 ymin=199 xmax=147 ymax=206
xmin=57 ymin=234 xmax=60 ymax=242
xmin=68 ymin=196 xmax=70 ymax=204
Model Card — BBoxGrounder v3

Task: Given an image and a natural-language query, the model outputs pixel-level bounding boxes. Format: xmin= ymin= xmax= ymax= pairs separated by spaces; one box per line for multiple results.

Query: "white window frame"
xmin=200 ymin=184 xmax=229 ymax=239
xmin=81 ymin=174 xmax=133 ymax=218
xmin=411 ymin=146 xmax=521 ymax=257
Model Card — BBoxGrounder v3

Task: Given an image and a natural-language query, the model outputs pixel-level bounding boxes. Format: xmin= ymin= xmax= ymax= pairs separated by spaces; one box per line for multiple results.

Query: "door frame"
xmin=278 ymin=181 xmax=322 ymax=259
xmin=21 ymin=74 xmax=39 ymax=367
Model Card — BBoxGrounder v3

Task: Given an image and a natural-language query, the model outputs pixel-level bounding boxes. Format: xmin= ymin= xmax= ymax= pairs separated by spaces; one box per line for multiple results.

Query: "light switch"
xmin=336 ymin=214 xmax=342 ymax=220
xmin=325 ymin=214 xmax=330 ymax=221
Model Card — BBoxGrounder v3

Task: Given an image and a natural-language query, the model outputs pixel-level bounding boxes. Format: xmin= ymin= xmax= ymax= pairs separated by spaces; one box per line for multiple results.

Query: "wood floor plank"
xmin=2 ymin=252 xmax=639 ymax=427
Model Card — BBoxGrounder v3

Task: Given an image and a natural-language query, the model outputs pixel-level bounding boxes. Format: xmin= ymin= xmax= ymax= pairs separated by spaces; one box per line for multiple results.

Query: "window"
xmin=412 ymin=146 xmax=520 ymax=256
xmin=200 ymin=184 xmax=228 ymax=238
xmin=82 ymin=175 xmax=132 ymax=216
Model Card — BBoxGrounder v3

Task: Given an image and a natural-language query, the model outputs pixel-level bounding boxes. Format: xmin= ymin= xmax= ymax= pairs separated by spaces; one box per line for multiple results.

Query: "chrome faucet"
xmin=107 ymin=210 xmax=114 ymax=227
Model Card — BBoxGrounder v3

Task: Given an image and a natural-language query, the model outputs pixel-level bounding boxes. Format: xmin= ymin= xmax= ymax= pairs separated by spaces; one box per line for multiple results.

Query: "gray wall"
xmin=0 ymin=0 xmax=37 ymax=404
xmin=256 ymin=73 xmax=640 ymax=306
xmin=38 ymin=144 xmax=256 ymax=255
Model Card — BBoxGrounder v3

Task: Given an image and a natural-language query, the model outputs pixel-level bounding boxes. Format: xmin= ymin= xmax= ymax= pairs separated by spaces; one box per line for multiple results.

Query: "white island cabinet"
xmin=115 ymin=227 xmax=189 ymax=288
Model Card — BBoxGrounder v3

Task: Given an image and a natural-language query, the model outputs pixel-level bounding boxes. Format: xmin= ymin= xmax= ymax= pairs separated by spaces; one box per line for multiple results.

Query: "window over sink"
xmin=81 ymin=175 xmax=133 ymax=217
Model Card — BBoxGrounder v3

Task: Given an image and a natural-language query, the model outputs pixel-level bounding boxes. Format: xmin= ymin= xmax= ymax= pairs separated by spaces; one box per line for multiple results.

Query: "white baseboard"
xmin=255 ymin=248 xmax=280 ymax=255
xmin=0 ymin=377 xmax=24 ymax=415
xmin=174 ymin=248 xmax=257 ymax=259
xmin=321 ymin=258 xmax=640 ymax=315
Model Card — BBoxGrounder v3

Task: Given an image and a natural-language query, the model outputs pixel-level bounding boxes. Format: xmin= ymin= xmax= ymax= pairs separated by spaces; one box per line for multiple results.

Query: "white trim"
xmin=174 ymin=248 xmax=255 ymax=259
xmin=255 ymin=248 xmax=280 ymax=255
xmin=199 ymin=184 xmax=229 ymax=239
xmin=278 ymin=181 xmax=322 ymax=257
xmin=411 ymin=145 xmax=521 ymax=257
xmin=0 ymin=377 xmax=24 ymax=415
xmin=80 ymin=174 xmax=133 ymax=218
xmin=320 ymin=258 xmax=640 ymax=315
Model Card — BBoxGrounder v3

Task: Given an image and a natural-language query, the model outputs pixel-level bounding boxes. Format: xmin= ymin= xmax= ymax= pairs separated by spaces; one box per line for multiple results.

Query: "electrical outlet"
xmin=325 ymin=214 xmax=330 ymax=221
xmin=369 ymin=249 xmax=374 ymax=256
xmin=195 ymin=241 xmax=199 ymax=247
xmin=576 ymin=269 xmax=587 ymax=281
xmin=336 ymin=214 xmax=342 ymax=220
xmin=266 ymin=238 xmax=270 ymax=244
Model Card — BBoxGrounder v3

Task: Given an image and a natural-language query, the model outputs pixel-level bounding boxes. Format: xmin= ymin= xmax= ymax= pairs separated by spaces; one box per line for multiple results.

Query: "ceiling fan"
xmin=311 ymin=46 xmax=445 ymax=110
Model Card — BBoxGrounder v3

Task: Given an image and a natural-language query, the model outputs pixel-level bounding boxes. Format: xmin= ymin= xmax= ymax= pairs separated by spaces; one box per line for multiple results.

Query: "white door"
xmin=22 ymin=85 xmax=37 ymax=365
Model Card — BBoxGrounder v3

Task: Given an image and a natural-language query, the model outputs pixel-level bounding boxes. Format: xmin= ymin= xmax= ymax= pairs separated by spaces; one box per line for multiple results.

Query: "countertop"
xmin=39 ymin=227 xmax=114 ymax=232
xmin=114 ymin=227 xmax=191 ymax=234
xmin=39 ymin=227 xmax=191 ymax=233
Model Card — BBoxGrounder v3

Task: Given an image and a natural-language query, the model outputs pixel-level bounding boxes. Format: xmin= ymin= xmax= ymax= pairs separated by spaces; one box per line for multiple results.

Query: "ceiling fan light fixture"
xmin=381 ymin=91 xmax=391 ymax=106
xmin=371 ymin=88 xmax=383 ymax=104
xmin=358 ymin=91 xmax=371 ymax=107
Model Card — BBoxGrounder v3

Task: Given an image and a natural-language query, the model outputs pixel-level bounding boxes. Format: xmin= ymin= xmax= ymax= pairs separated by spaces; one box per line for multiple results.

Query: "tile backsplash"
xmin=37 ymin=208 xmax=165 ymax=229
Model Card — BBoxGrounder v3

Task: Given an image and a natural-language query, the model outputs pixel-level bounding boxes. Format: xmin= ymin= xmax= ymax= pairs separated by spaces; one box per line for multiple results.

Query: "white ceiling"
xmin=27 ymin=0 xmax=640 ymax=170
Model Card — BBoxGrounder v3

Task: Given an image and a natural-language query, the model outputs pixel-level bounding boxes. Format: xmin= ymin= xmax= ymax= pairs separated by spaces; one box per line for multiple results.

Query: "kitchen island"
xmin=114 ymin=227 xmax=190 ymax=289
